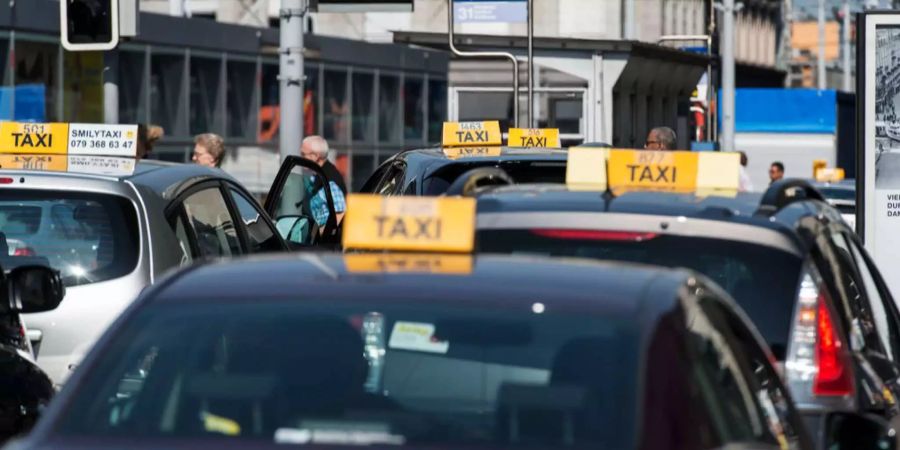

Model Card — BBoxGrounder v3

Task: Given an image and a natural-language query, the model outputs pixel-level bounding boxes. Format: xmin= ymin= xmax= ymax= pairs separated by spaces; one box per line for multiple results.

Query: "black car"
xmin=0 ymin=264 xmax=64 ymax=442
xmin=474 ymin=179 xmax=900 ymax=446
xmin=10 ymin=253 xmax=886 ymax=450
xmin=360 ymin=147 xmax=568 ymax=196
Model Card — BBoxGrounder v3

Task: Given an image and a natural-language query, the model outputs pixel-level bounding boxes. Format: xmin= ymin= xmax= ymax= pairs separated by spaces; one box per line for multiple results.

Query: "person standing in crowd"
xmin=301 ymin=135 xmax=348 ymax=196
xmin=738 ymin=152 xmax=755 ymax=192
xmin=644 ymin=127 xmax=677 ymax=150
xmin=769 ymin=161 xmax=785 ymax=184
xmin=136 ymin=124 xmax=164 ymax=159
xmin=192 ymin=133 xmax=226 ymax=168
xmin=300 ymin=135 xmax=347 ymax=227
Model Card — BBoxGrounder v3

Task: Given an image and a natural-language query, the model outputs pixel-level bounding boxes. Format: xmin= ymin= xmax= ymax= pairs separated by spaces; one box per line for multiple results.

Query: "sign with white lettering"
xmin=67 ymin=123 xmax=138 ymax=157
xmin=67 ymin=155 xmax=136 ymax=176
xmin=454 ymin=0 xmax=526 ymax=23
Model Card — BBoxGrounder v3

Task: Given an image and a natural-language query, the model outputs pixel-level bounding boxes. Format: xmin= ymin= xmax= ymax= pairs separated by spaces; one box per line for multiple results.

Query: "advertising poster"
xmin=861 ymin=13 xmax=900 ymax=295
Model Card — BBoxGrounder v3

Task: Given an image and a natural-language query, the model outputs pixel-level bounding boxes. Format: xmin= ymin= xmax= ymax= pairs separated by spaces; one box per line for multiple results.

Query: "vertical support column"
xmin=720 ymin=0 xmax=736 ymax=151
xmin=104 ymin=50 xmax=119 ymax=124
xmin=842 ymin=1 xmax=851 ymax=92
xmin=817 ymin=0 xmax=826 ymax=89
xmin=280 ymin=0 xmax=306 ymax=161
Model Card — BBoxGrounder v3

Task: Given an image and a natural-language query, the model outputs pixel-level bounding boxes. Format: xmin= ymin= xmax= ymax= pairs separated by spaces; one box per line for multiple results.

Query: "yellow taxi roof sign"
xmin=442 ymin=121 xmax=502 ymax=147
xmin=507 ymin=128 xmax=561 ymax=148
xmin=344 ymin=254 xmax=473 ymax=275
xmin=566 ymin=149 xmax=741 ymax=194
xmin=815 ymin=167 xmax=845 ymax=182
xmin=342 ymin=194 xmax=476 ymax=253
xmin=443 ymin=147 xmax=503 ymax=160
xmin=565 ymin=146 xmax=609 ymax=190
xmin=0 ymin=122 xmax=138 ymax=158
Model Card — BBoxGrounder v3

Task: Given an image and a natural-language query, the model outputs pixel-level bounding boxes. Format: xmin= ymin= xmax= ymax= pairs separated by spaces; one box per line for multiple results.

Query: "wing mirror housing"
xmin=824 ymin=411 xmax=896 ymax=450
xmin=3 ymin=265 xmax=65 ymax=313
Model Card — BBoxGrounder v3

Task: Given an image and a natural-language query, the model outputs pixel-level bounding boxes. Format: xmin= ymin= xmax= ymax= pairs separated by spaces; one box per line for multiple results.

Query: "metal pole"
xmin=817 ymin=0 xmax=826 ymax=90
xmin=103 ymin=51 xmax=119 ymax=124
xmin=280 ymin=0 xmax=306 ymax=161
xmin=842 ymin=1 xmax=851 ymax=92
xmin=720 ymin=0 xmax=736 ymax=151
xmin=447 ymin=0 xmax=520 ymax=128
xmin=527 ymin=0 xmax=534 ymax=127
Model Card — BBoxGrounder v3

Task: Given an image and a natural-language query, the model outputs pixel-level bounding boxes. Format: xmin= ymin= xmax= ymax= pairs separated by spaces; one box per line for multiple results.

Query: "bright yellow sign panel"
xmin=0 ymin=154 xmax=67 ymax=172
xmin=816 ymin=167 xmax=845 ymax=182
xmin=565 ymin=146 xmax=609 ymax=190
xmin=342 ymin=194 xmax=476 ymax=253
xmin=813 ymin=159 xmax=827 ymax=177
xmin=344 ymin=254 xmax=473 ymax=274
xmin=507 ymin=128 xmax=561 ymax=148
xmin=607 ymin=150 xmax=700 ymax=192
xmin=442 ymin=121 xmax=502 ymax=147
xmin=443 ymin=147 xmax=503 ymax=159
xmin=0 ymin=122 xmax=69 ymax=155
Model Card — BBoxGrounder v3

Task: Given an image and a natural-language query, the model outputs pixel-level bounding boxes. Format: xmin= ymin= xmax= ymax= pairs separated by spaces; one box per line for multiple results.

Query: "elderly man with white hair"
xmin=300 ymin=135 xmax=348 ymax=227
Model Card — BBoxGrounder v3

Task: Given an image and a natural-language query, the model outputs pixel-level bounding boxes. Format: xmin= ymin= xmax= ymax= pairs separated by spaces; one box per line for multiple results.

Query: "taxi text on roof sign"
xmin=443 ymin=147 xmax=503 ymax=159
xmin=565 ymin=148 xmax=741 ymax=194
xmin=0 ymin=122 xmax=69 ymax=155
xmin=342 ymin=194 xmax=476 ymax=253
xmin=344 ymin=254 xmax=473 ymax=275
xmin=442 ymin=121 xmax=502 ymax=147
xmin=507 ymin=128 xmax=561 ymax=148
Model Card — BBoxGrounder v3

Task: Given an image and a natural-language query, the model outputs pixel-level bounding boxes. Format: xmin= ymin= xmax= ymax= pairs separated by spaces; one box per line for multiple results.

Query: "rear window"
xmin=0 ymin=190 xmax=140 ymax=287
xmin=425 ymin=161 xmax=566 ymax=195
xmin=58 ymin=301 xmax=638 ymax=448
xmin=478 ymin=231 xmax=802 ymax=357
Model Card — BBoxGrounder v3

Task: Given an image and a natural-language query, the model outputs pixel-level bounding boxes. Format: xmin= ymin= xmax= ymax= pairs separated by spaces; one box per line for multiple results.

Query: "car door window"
xmin=376 ymin=163 xmax=405 ymax=196
xmin=228 ymin=188 xmax=283 ymax=254
xmin=170 ymin=211 xmax=194 ymax=266
xmin=845 ymin=234 xmax=900 ymax=362
xmin=828 ymin=231 xmax=889 ymax=355
xmin=700 ymin=295 xmax=809 ymax=450
xmin=181 ymin=187 xmax=241 ymax=258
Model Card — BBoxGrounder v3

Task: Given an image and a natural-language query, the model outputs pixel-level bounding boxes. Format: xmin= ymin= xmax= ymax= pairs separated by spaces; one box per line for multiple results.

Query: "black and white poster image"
xmin=875 ymin=26 xmax=900 ymax=188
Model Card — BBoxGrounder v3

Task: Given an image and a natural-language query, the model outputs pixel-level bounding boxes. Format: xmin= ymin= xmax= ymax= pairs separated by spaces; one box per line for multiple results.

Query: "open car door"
xmin=264 ymin=156 xmax=341 ymax=249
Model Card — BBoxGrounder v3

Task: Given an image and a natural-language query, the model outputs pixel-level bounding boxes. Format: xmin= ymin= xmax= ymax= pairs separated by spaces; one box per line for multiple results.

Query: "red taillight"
xmin=13 ymin=247 xmax=35 ymax=257
xmin=0 ymin=177 xmax=13 ymax=184
xmin=531 ymin=229 xmax=658 ymax=242
xmin=813 ymin=299 xmax=854 ymax=396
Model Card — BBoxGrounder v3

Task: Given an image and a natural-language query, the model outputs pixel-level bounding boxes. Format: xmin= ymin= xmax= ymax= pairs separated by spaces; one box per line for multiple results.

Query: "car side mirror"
xmin=275 ymin=215 xmax=315 ymax=246
xmin=6 ymin=266 xmax=65 ymax=313
xmin=824 ymin=411 xmax=896 ymax=450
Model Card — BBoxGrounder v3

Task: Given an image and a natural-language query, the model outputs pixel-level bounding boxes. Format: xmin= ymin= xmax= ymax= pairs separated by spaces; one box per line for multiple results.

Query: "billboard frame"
xmin=310 ymin=0 xmax=414 ymax=12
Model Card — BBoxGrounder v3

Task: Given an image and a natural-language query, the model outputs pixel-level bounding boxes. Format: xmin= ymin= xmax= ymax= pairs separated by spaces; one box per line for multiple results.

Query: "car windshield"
xmin=816 ymin=186 xmax=855 ymax=201
xmin=478 ymin=231 xmax=802 ymax=358
xmin=0 ymin=190 xmax=139 ymax=287
xmin=425 ymin=161 xmax=567 ymax=195
xmin=57 ymin=301 xmax=638 ymax=448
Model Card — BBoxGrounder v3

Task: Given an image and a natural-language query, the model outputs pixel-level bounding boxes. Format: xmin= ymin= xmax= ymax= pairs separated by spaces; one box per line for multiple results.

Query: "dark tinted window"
xmin=0 ymin=190 xmax=139 ymax=287
xmin=478 ymin=231 xmax=802 ymax=355
xmin=58 ymin=301 xmax=638 ymax=448
xmin=425 ymin=162 xmax=567 ymax=195
xmin=228 ymin=189 xmax=283 ymax=254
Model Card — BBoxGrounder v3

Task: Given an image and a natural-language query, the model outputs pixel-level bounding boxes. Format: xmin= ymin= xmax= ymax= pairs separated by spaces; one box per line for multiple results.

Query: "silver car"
xmin=0 ymin=160 xmax=293 ymax=384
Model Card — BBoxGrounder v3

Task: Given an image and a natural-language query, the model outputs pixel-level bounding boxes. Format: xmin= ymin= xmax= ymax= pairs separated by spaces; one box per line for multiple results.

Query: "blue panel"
xmin=718 ymin=88 xmax=836 ymax=134
xmin=14 ymin=85 xmax=47 ymax=122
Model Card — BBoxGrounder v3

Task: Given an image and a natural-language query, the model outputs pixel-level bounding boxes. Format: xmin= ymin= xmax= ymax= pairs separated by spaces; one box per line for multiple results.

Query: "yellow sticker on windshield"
xmin=342 ymin=195 xmax=476 ymax=253
xmin=507 ymin=128 xmax=560 ymax=148
xmin=443 ymin=147 xmax=503 ymax=159
xmin=442 ymin=121 xmax=502 ymax=147
xmin=0 ymin=154 xmax=67 ymax=172
xmin=607 ymin=150 xmax=699 ymax=193
xmin=0 ymin=122 xmax=69 ymax=155
xmin=344 ymin=254 xmax=473 ymax=274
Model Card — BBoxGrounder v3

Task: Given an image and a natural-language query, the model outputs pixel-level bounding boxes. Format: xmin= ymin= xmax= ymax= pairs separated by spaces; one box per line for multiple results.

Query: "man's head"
xmin=769 ymin=161 xmax=785 ymax=183
xmin=739 ymin=151 xmax=748 ymax=167
xmin=193 ymin=133 xmax=225 ymax=168
xmin=136 ymin=124 xmax=164 ymax=159
xmin=301 ymin=136 xmax=329 ymax=167
xmin=644 ymin=127 xmax=677 ymax=150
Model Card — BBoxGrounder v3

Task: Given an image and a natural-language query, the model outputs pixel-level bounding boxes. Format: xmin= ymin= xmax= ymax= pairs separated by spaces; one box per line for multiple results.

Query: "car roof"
xmin=399 ymin=146 xmax=569 ymax=162
xmin=0 ymin=160 xmax=237 ymax=200
xmin=149 ymin=253 xmax=690 ymax=318
xmin=475 ymin=183 xmax=834 ymax=238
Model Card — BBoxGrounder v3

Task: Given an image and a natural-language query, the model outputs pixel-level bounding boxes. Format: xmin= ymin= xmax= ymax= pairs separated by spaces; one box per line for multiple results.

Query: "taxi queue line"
xmin=0 ymin=119 xmax=886 ymax=450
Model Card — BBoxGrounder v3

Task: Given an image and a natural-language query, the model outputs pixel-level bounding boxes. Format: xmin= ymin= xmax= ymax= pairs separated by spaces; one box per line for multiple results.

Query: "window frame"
xmin=166 ymin=180 xmax=244 ymax=259
xmin=223 ymin=182 xmax=286 ymax=254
